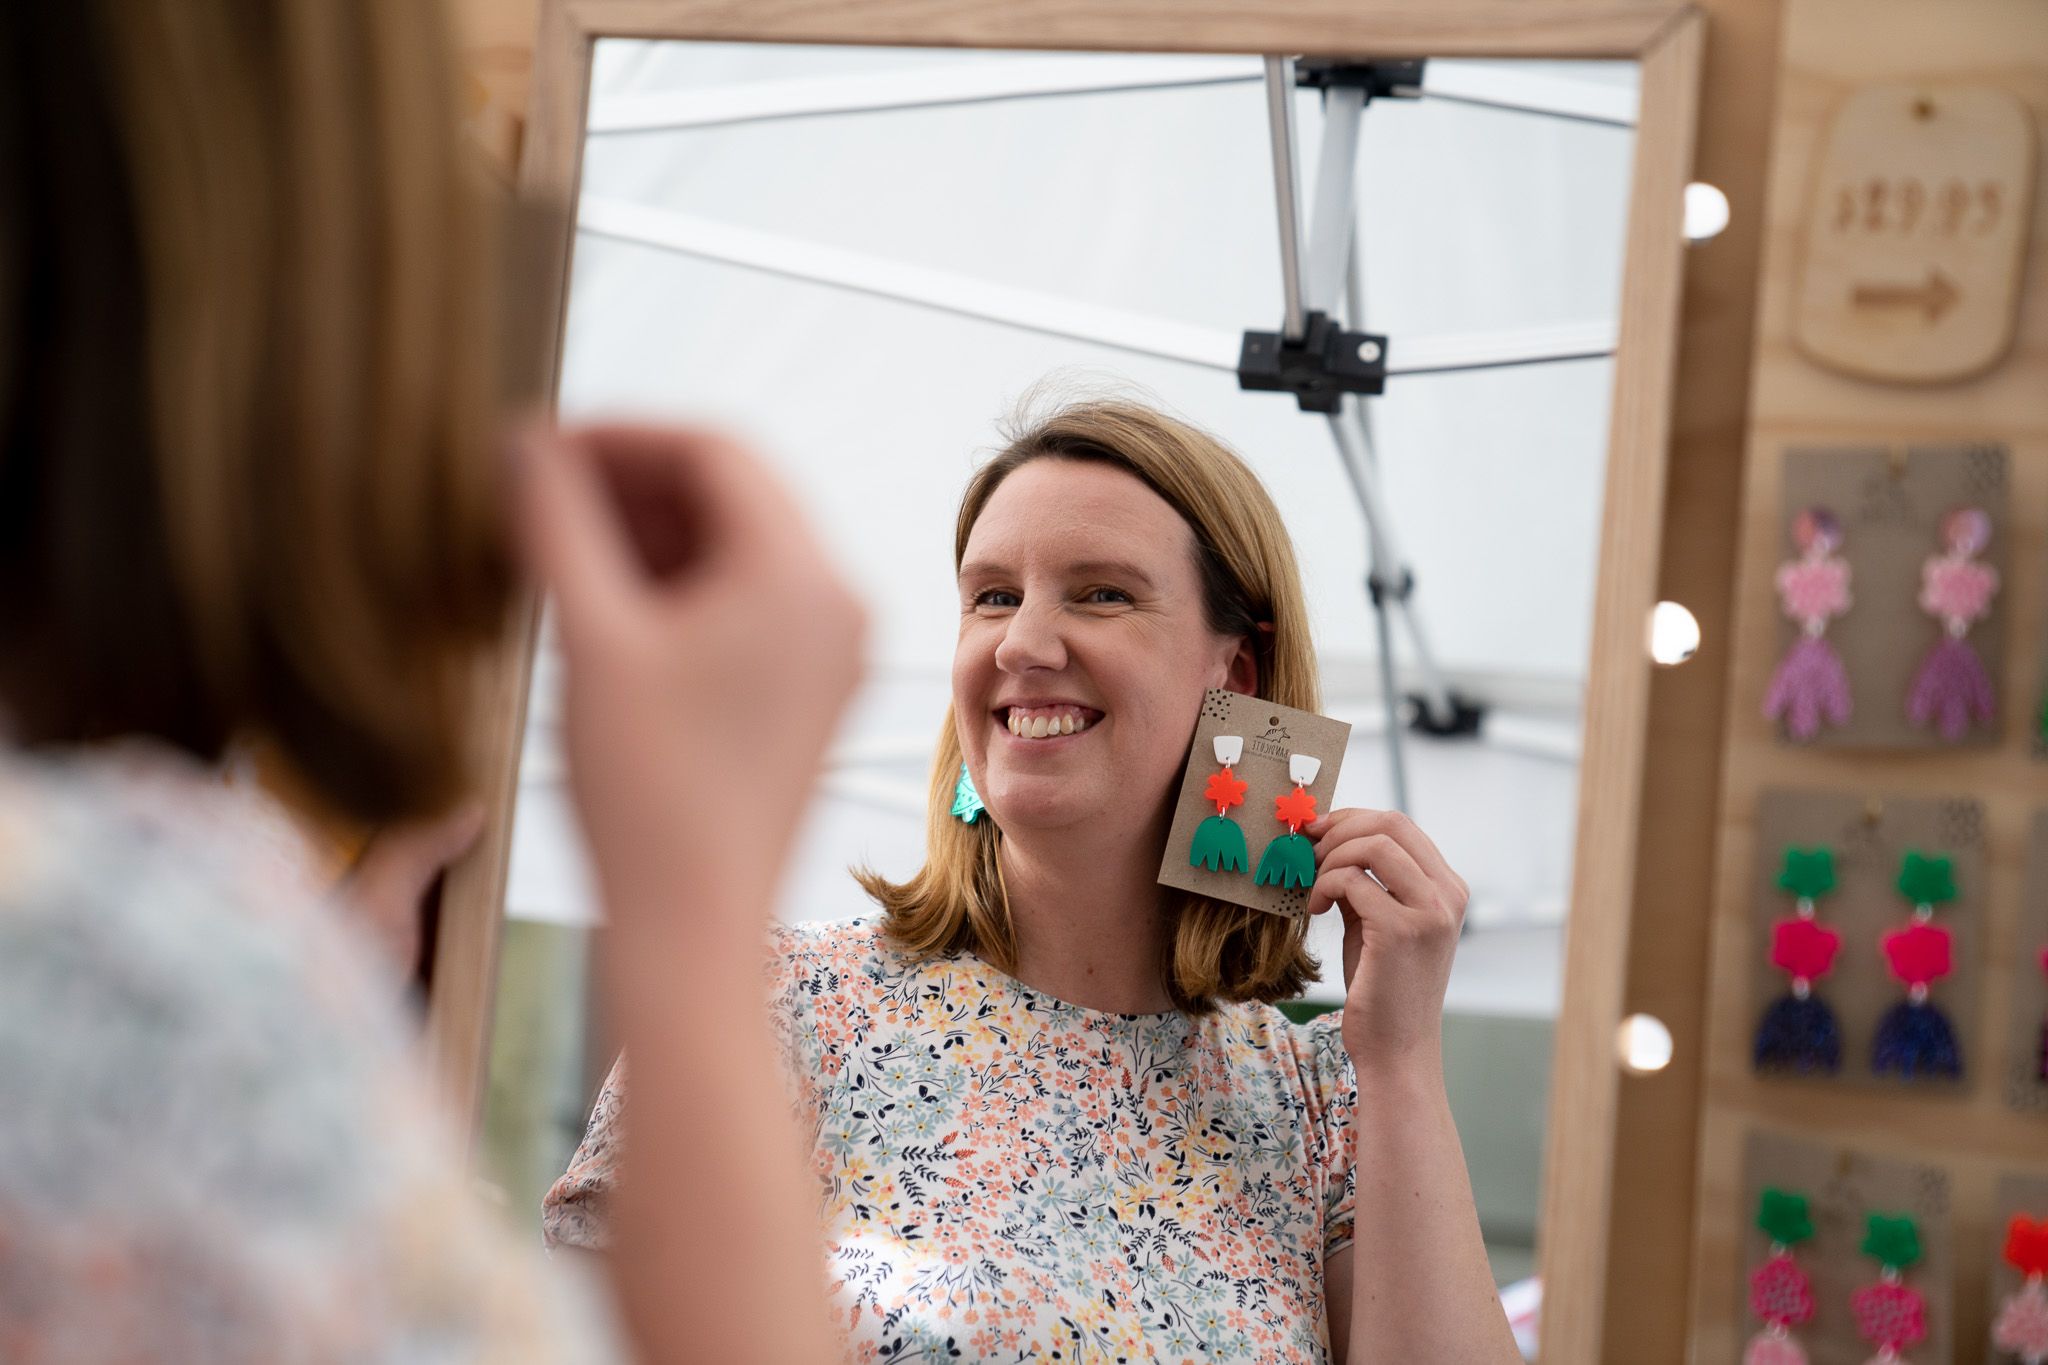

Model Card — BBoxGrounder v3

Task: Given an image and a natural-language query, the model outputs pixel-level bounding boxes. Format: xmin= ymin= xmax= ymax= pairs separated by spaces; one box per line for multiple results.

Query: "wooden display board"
xmin=1688 ymin=2 xmax=2048 ymax=1362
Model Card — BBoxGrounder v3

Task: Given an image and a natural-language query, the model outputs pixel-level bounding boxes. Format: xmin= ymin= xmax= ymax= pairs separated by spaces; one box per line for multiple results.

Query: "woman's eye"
xmin=971 ymin=589 xmax=1021 ymax=609
xmin=1085 ymin=587 xmax=1134 ymax=605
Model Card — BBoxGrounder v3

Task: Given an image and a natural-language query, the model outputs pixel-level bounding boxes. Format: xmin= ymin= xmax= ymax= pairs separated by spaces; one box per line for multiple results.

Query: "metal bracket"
xmin=1293 ymin=58 xmax=1427 ymax=100
xmin=1237 ymin=312 xmax=1388 ymax=413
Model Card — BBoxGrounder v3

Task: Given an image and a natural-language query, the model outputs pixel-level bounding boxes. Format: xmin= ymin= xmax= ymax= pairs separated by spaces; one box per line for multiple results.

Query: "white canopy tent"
xmin=504 ymin=41 xmax=1647 ymax=1015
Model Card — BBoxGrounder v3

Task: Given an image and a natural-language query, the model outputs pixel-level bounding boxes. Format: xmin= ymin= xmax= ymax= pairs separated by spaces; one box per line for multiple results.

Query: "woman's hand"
xmin=518 ymin=423 xmax=866 ymax=945
xmin=518 ymin=422 xmax=858 ymax=1365
xmin=1303 ymin=808 xmax=1468 ymax=1073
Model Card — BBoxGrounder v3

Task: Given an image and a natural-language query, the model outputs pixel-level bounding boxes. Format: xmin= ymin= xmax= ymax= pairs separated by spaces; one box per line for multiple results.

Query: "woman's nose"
xmin=993 ymin=600 xmax=1068 ymax=674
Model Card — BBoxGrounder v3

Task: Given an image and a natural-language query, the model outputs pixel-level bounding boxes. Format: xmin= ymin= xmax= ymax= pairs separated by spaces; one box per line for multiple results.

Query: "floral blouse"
xmin=544 ymin=916 xmax=1359 ymax=1364
xmin=0 ymin=746 xmax=617 ymax=1365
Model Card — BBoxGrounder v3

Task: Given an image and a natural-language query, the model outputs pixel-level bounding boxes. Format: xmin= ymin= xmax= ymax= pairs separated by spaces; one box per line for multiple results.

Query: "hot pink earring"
xmin=1907 ymin=506 xmax=1999 ymax=740
xmin=1764 ymin=506 xmax=1853 ymax=741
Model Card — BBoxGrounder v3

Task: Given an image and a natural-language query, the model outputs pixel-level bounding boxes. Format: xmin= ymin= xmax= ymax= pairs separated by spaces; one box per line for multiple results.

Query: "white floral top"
xmin=545 ymin=917 xmax=1358 ymax=1364
xmin=0 ymin=746 xmax=617 ymax=1365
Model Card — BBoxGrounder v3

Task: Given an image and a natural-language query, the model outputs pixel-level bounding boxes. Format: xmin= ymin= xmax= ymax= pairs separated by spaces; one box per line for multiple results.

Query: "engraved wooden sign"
xmin=1792 ymin=84 xmax=2037 ymax=385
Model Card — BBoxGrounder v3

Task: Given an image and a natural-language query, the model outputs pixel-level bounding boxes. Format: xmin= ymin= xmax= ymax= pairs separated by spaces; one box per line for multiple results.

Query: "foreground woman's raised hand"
xmin=519 ymin=424 xmax=864 ymax=1365
xmin=520 ymin=424 xmax=866 ymax=934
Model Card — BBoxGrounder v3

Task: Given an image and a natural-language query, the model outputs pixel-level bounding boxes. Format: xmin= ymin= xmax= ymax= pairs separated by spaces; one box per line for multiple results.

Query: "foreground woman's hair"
xmin=0 ymin=0 xmax=508 ymax=823
xmin=859 ymin=399 xmax=1322 ymax=1011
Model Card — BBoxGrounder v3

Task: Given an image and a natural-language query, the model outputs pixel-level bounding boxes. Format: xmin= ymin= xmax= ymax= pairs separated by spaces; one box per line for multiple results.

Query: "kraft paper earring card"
xmin=1750 ymin=789 xmax=1985 ymax=1093
xmin=1775 ymin=444 xmax=2009 ymax=750
xmin=1158 ymin=690 xmax=1349 ymax=918
xmin=1740 ymin=1129 xmax=1953 ymax=1365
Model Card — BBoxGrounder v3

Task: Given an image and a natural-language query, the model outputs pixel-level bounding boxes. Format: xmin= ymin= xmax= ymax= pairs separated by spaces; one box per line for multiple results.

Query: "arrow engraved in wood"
xmin=1851 ymin=268 xmax=1959 ymax=321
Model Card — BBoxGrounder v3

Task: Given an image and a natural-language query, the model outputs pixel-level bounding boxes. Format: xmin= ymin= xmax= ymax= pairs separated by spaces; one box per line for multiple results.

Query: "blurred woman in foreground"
xmin=0 ymin=2 xmax=856 ymax=1360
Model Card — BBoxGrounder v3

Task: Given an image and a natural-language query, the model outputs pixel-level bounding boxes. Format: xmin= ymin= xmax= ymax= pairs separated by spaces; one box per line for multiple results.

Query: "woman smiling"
xmin=546 ymin=399 xmax=1519 ymax=1363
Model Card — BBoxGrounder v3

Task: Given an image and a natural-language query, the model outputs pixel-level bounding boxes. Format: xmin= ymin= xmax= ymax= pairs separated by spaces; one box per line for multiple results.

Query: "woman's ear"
xmin=1222 ymin=636 xmax=1259 ymax=696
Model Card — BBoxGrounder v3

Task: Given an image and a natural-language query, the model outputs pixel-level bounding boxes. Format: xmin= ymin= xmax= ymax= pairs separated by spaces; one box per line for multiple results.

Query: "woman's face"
xmin=953 ymin=458 xmax=1255 ymax=839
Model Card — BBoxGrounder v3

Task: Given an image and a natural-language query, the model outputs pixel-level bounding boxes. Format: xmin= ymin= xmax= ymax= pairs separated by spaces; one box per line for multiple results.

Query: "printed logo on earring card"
xmin=1157 ymin=689 xmax=1350 ymax=918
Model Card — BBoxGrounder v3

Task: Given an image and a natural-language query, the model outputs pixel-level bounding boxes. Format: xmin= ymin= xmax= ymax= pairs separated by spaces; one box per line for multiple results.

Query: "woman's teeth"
xmin=1005 ymin=708 xmax=1095 ymax=739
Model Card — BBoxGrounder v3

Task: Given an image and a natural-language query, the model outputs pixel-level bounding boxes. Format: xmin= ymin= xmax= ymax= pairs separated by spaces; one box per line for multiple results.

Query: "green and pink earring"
xmin=1745 ymin=1187 xmax=1817 ymax=1365
xmin=1851 ymin=1213 xmax=1927 ymax=1364
xmin=1189 ymin=736 xmax=1250 ymax=873
xmin=1255 ymin=754 xmax=1320 ymax=889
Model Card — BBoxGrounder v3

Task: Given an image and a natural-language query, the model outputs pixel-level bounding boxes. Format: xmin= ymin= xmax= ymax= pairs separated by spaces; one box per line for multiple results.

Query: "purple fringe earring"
xmin=1763 ymin=507 xmax=1853 ymax=741
xmin=1907 ymin=507 xmax=1999 ymax=741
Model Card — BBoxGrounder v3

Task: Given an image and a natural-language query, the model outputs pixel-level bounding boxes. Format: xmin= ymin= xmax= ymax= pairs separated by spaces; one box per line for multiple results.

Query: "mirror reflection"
xmin=484 ymin=38 xmax=1640 ymax=1354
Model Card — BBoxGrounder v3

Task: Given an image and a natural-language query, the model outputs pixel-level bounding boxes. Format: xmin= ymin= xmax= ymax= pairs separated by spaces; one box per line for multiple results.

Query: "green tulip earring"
xmin=1255 ymin=753 xmax=1320 ymax=890
xmin=1189 ymin=736 xmax=1250 ymax=873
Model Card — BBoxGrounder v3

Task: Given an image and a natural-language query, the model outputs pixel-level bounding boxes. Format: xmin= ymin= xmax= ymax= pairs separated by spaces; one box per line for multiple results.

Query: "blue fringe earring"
xmin=1872 ymin=850 xmax=1962 ymax=1080
xmin=1753 ymin=846 xmax=1844 ymax=1075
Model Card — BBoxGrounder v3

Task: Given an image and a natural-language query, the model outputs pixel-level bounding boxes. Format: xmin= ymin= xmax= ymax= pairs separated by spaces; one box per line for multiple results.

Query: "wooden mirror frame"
xmin=432 ymin=2 xmax=1706 ymax=1358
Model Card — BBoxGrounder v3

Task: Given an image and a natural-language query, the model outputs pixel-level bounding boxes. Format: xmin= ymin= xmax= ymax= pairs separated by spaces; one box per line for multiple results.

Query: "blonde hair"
xmin=858 ymin=399 xmax=1321 ymax=1012
xmin=0 ymin=0 xmax=508 ymax=823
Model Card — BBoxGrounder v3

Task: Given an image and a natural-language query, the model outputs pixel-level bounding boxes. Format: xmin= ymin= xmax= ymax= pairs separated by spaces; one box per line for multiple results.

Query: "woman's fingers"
xmin=517 ymin=427 xmax=645 ymax=641
xmin=568 ymin=423 xmax=817 ymax=586
xmin=1308 ymin=807 xmax=1458 ymax=891
xmin=520 ymin=423 xmax=821 ymax=635
xmin=1303 ymin=833 xmax=1433 ymax=917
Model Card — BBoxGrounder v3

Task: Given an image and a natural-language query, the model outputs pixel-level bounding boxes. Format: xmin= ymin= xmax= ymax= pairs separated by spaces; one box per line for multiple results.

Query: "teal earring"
xmin=951 ymin=762 xmax=985 ymax=824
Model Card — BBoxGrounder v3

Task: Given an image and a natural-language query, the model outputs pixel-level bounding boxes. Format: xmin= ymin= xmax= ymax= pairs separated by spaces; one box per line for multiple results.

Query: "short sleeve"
xmin=1302 ymin=1012 xmax=1359 ymax=1258
xmin=543 ymin=1057 xmax=626 ymax=1252
xmin=0 ymin=767 xmax=621 ymax=1365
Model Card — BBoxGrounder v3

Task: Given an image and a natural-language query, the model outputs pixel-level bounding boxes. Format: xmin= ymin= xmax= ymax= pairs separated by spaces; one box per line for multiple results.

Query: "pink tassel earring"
xmin=1907 ymin=507 xmax=1999 ymax=740
xmin=1764 ymin=506 xmax=1853 ymax=741
xmin=1995 ymin=1216 xmax=2048 ymax=1364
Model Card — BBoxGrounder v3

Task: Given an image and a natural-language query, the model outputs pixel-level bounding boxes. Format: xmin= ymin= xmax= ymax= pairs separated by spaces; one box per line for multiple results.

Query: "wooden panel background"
xmin=1687 ymin=2 xmax=2048 ymax=1362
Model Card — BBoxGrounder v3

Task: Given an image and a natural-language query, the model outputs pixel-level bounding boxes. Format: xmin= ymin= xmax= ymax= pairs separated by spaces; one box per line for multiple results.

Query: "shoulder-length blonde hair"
xmin=0 ymin=0 xmax=506 ymax=824
xmin=858 ymin=399 xmax=1321 ymax=1013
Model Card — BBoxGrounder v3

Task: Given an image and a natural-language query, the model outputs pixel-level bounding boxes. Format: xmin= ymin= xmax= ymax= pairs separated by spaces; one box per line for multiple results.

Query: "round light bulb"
xmin=1616 ymin=1013 xmax=1674 ymax=1075
xmin=1683 ymin=182 xmax=1730 ymax=243
xmin=1649 ymin=600 xmax=1701 ymax=666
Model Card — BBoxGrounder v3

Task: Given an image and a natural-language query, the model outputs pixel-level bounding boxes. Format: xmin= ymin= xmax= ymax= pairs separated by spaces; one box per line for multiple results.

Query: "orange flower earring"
xmin=1190 ymin=736 xmax=1250 ymax=873
xmin=1255 ymin=754 xmax=1320 ymax=889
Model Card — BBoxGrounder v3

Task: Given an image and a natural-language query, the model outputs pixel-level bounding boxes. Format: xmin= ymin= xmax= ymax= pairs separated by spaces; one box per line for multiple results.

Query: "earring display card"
xmin=1986 ymin=1172 xmax=2048 ymax=1365
xmin=1740 ymin=1129 xmax=1953 ymax=1365
xmin=1751 ymin=789 xmax=1985 ymax=1091
xmin=1157 ymin=689 xmax=1349 ymax=918
xmin=1775 ymin=444 xmax=2010 ymax=749
xmin=2005 ymin=811 xmax=2048 ymax=1115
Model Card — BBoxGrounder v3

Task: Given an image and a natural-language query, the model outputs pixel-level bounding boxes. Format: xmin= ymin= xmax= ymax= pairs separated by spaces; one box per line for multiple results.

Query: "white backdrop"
xmin=506 ymin=42 xmax=1642 ymax=1009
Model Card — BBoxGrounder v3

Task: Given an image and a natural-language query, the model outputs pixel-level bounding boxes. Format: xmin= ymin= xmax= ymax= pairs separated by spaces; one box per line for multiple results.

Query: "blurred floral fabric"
xmin=0 ymin=746 xmax=616 ymax=1365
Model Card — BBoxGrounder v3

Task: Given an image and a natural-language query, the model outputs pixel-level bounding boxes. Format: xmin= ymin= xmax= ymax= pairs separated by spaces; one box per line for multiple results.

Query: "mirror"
xmin=475 ymin=40 xmax=1646 ymax=1310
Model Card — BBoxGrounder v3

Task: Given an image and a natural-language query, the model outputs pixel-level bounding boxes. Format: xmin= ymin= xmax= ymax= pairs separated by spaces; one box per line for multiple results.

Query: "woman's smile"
xmin=995 ymin=702 xmax=1106 ymax=742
